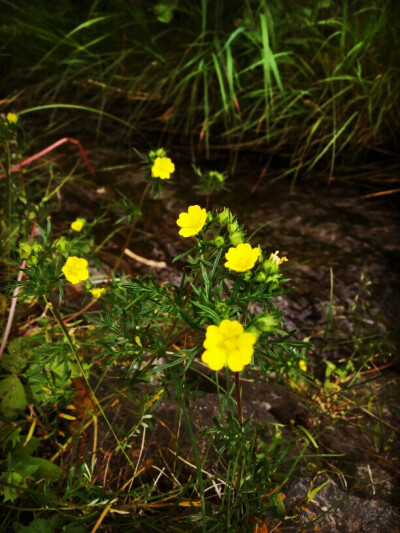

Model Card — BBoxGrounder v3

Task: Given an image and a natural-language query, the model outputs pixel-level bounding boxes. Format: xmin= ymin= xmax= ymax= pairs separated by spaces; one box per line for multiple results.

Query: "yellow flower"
xmin=62 ymin=257 xmax=89 ymax=285
xmin=89 ymin=287 xmax=105 ymax=299
xmin=6 ymin=112 xmax=18 ymax=124
xmin=135 ymin=336 xmax=142 ymax=347
xmin=269 ymin=250 xmax=288 ymax=266
xmin=299 ymin=360 xmax=307 ymax=372
xmin=151 ymin=156 xmax=175 ymax=180
xmin=176 ymin=205 xmax=207 ymax=237
xmin=202 ymin=320 xmax=256 ymax=372
xmin=225 ymin=243 xmax=261 ymax=272
xmin=70 ymin=218 xmax=85 ymax=232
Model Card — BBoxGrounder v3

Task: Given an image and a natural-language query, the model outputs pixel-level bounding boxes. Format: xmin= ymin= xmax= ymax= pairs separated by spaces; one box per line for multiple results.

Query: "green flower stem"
xmin=234 ymin=371 xmax=243 ymax=497
xmin=45 ymin=293 xmax=136 ymax=472
xmin=113 ymin=182 xmax=150 ymax=273
xmin=140 ymin=242 xmax=217 ymax=371
xmin=170 ymin=369 xmax=207 ymax=533
xmin=94 ymin=225 xmax=122 ymax=253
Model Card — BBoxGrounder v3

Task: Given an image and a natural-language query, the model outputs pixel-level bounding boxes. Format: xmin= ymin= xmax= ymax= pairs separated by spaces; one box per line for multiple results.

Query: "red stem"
xmin=235 ymin=372 xmax=243 ymax=425
xmin=0 ymin=137 xmax=95 ymax=180
xmin=0 ymin=220 xmax=38 ymax=359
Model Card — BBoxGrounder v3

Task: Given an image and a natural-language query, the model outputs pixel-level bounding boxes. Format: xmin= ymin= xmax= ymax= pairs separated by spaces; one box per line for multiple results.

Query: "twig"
xmin=0 ymin=260 xmax=26 ymax=360
xmin=124 ymin=248 xmax=166 ymax=268
xmin=361 ymin=188 xmax=400 ymax=199
xmin=63 ymin=299 xmax=98 ymax=324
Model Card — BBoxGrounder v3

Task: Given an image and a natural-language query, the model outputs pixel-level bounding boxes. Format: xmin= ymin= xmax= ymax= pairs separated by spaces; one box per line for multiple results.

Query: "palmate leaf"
xmin=13 ymin=515 xmax=62 ymax=533
xmin=0 ymin=376 xmax=27 ymax=418
xmin=0 ymin=471 xmax=25 ymax=503
xmin=1 ymin=337 xmax=31 ymax=373
xmin=11 ymin=437 xmax=64 ymax=482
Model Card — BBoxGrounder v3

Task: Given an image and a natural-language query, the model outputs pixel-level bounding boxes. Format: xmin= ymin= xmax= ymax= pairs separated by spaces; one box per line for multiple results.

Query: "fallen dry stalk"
xmin=124 ymin=248 xmax=166 ymax=268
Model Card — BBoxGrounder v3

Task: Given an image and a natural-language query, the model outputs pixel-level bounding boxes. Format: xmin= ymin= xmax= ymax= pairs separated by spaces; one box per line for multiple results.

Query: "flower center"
xmin=222 ymin=338 xmax=237 ymax=352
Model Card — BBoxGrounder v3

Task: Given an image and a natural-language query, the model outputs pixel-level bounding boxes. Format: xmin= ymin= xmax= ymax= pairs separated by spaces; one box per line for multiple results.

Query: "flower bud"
xmin=229 ymin=230 xmax=245 ymax=246
xmin=19 ymin=241 xmax=31 ymax=258
xmin=255 ymin=271 xmax=267 ymax=282
xmin=215 ymin=301 xmax=230 ymax=318
xmin=266 ymin=273 xmax=280 ymax=289
xmin=218 ymin=208 xmax=232 ymax=226
xmin=227 ymin=221 xmax=239 ymax=233
xmin=208 ymin=170 xmax=225 ymax=184
xmin=212 ymin=235 xmax=225 ymax=248
xmin=262 ymin=259 xmax=278 ymax=274
xmin=31 ymin=241 xmax=43 ymax=254
xmin=54 ymin=236 xmax=69 ymax=253
xmin=247 ymin=312 xmax=278 ymax=339
xmin=148 ymin=147 xmax=167 ymax=162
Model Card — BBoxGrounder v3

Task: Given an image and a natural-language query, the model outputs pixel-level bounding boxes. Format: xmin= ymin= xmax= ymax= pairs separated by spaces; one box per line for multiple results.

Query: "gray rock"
xmin=285 ymin=475 xmax=400 ymax=532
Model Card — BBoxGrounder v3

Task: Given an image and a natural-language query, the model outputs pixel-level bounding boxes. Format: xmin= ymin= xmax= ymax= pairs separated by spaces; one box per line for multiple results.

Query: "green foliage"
xmin=14 ymin=516 xmax=60 ymax=533
xmin=193 ymin=165 xmax=228 ymax=196
xmin=0 ymin=433 xmax=63 ymax=503
xmin=2 ymin=337 xmax=34 ymax=373
xmin=0 ymin=376 xmax=27 ymax=418
xmin=1 ymin=1 xmax=399 ymax=179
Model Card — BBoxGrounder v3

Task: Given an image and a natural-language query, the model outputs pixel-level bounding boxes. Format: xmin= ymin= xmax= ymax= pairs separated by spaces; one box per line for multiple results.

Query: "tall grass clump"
xmin=1 ymin=0 xmax=399 ymax=180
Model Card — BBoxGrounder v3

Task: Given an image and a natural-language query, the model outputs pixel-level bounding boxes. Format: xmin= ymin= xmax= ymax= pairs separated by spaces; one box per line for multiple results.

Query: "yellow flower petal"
xmin=299 ymin=360 xmax=307 ymax=372
xmin=177 ymin=213 xmax=191 ymax=226
xmin=6 ymin=112 xmax=18 ymax=124
xmin=89 ymin=287 xmax=105 ymax=299
xmin=225 ymin=243 xmax=261 ymax=272
xmin=239 ymin=333 xmax=256 ymax=351
xmin=269 ymin=250 xmax=288 ymax=266
xmin=62 ymin=257 xmax=89 ymax=285
xmin=70 ymin=218 xmax=85 ymax=232
xmin=219 ymin=319 xmax=243 ymax=337
xmin=227 ymin=351 xmax=251 ymax=372
xmin=176 ymin=205 xmax=207 ymax=237
xmin=201 ymin=320 xmax=256 ymax=373
xmin=203 ymin=325 xmax=222 ymax=348
xmin=151 ymin=157 xmax=175 ymax=180
xmin=202 ymin=349 xmax=226 ymax=371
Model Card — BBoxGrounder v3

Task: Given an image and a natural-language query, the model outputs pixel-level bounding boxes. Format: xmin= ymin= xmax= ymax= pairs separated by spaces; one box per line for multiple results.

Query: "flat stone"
xmin=284 ymin=475 xmax=400 ymax=532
